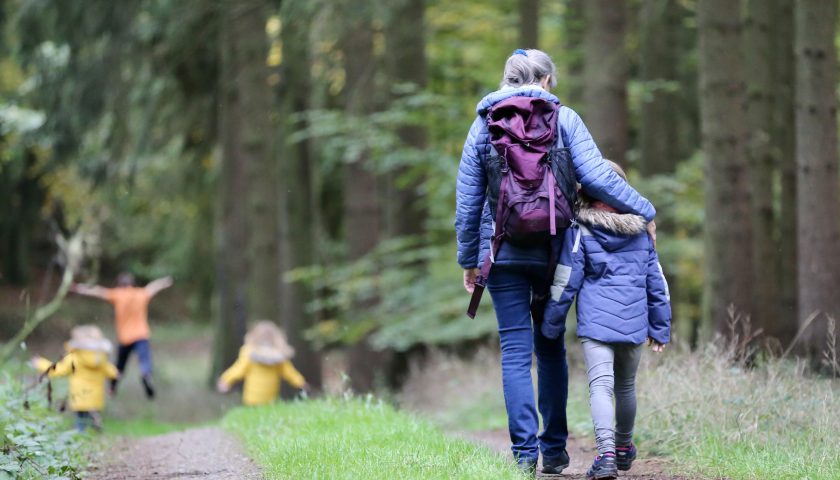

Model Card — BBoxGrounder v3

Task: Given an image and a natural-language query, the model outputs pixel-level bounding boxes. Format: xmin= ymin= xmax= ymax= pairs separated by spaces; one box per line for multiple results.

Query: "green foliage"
xmin=0 ymin=374 xmax=87 ymax=479
xmin=222 ymin=397 xmax=527 ymax=479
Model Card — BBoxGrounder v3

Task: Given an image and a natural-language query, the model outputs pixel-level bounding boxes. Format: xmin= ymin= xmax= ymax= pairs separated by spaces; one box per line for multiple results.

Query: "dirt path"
xmin=88 ymin=427 xmax=262 ymax=479
xmin=461 ymin=429 xmax=691 ymax=479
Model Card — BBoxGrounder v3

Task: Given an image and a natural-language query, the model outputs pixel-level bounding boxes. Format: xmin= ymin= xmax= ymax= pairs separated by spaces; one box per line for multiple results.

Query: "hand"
xmin=216 ymin=379 xmax=231 ymax=393
xmin=646 ymin=220 xmax=657 ymax=248
xmin=29 ymin=356 xmax=43 ymax=369
xmin=463 ymin=268 xmax=479 ymax=293
xmin=647 ymin=337 xmax=666 ymax=353
xmin=68 ymin=283 xmax=79 ymax=293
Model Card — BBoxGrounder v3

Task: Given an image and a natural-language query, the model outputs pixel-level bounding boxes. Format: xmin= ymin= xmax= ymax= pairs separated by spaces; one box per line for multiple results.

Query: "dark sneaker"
xmin=616 ymin=444 xmax=637 ymax=471
xmin=141 ymin=375 xmax=156 ymax=399
xmin=542 ymin=449 xmax=570 ymax=474
xmin=586 ymin=453 xmax=617 ymax=480
xmin=516 ymin=460 xmax=537 ymax=477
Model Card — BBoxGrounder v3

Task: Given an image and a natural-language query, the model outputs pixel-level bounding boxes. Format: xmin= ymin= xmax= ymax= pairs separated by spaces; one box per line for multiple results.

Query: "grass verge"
xmin=222 ymin=397 xmax=526 ymax=480
xmin=401 ymin=341 xmax=840 ymax=480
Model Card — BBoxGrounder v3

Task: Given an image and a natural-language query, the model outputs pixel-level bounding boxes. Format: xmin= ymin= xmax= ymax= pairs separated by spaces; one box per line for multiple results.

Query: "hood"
xmin=476 ymin=85 xmax=560 ymax=116
xmin=72 ymin=349 xmax=109 ymax=368
xmin=577 ymin=200 xmax=647 ymax=251
xmin=242 ymin=345 xmax=289 ymax=366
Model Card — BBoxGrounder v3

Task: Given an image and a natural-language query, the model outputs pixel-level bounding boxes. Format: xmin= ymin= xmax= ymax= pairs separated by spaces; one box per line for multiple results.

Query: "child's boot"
xmin=616 ymin=443 xmax=637 ymax=471
xmin=142 ymin=374 xmax=156 ymax=399
xmin=585 ymin=453 xmax=617 ymax=480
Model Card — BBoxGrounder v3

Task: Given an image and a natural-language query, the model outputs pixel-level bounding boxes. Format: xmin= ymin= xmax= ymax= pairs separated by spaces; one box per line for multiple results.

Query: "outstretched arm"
xmin=69 ymin=283 xmax=111 ymax=300
xmin=145 ymin=276 xmax=173 ymax=297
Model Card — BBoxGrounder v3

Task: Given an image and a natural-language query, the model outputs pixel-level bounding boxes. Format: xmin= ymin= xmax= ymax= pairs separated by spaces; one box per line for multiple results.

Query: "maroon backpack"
xmin=466 ymin=96 xmax=576 ymax=319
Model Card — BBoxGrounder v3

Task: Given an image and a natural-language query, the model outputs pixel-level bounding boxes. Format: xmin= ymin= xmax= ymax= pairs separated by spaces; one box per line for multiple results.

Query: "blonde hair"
xmin=605 ymin=159 xmax=628 ymax=182
xmin=245 ymin=321 xmax=295 ymax=359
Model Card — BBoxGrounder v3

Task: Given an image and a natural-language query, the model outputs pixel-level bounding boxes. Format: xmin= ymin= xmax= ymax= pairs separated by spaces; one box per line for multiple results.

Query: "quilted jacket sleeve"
xmin=646 ymin=243 xmax=672 ymax=344
xmin=559 ymin=107 xmax=656 ymax=221
xmin=455 ymin=116 xmax=488 ymax=269
xmin=541 ymin=226 xmax=585 ymax=339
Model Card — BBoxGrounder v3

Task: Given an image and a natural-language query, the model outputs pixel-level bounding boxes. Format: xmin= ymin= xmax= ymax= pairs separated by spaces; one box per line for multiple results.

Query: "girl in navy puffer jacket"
xmin=542 ymin=161 xmax=671 ymax=479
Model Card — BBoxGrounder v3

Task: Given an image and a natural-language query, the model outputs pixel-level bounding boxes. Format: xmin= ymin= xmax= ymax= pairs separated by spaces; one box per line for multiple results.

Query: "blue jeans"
xmin=488 ymin=264 xmax=569 ymax=464
xmin=116 ymin=339 xmax=153 ymax=377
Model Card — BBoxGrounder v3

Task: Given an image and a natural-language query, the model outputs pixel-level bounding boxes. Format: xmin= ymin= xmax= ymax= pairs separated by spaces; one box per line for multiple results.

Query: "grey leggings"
xmin=581 ymin=338 xmax=643 ymax=454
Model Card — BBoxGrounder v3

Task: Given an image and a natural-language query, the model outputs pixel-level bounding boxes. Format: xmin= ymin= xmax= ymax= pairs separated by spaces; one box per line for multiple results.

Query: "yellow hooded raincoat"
xmin=219 ymin=346 xmax=305 ymax=406
xmin=35 ymin=349 xmax=119 ymax=412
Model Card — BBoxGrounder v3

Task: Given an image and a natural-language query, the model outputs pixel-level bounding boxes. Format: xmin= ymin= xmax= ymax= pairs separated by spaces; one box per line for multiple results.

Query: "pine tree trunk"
xmin=744 ymin=0 xmax=780 ymax=339
xmin=794 ymin=0 xmax=840 ymax=354
xmin=773 ymin=0 xmax=798 ymax=344
xmin=519 ymin=0 xmax=539 ymax=48
xmin=583 ymin=0 xmax=628 ymax=164
xmin=212 ymin=0 xmax=255 ymax=378
xmin=638 ymin=0 xmax=679 ymax=176
xmin=563 ymin=0 xmax=586 ymax=109
xmin=239 ymin=0 xmax=280 ymax=322
xmin=385 ymin=0 xmax=428 ymax=240
xmin=697 ymin=0 xmax=754 ymax=334
xmin=340 ymin=1 xmax=384 ymax=393
xmin=278 ymin=0 xmax=322 ymax=390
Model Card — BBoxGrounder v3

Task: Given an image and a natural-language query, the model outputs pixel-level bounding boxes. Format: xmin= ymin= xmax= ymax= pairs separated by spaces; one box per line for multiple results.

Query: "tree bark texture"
xmin=773 ymin=0 xmax=798 ymax=343
xmin=563 ymin=0 xmax=586 ymax=108
xmin=697 ymin=0 xmax=754 ymax=334
xmin=279 ymin=0 xmax=322 ymax=390
xmin=340 ymin=0 xmax=384 ymax=393
xmin=745 ymin=0 xmax=780 ymax=339
xmin=519 ymin=0 xmax=539 ymax=48
xmin=583 ymin=0 xmax=628 ymax=165
xmin=385 ymin=0 xmax=428 ymax=239
xmin=638 ymin=0 xmax=679 ymax=176
xmin=238 ymin=0 xmax=280 ymax=322
xmin=794 ymin=0 xmax=840 ymax=353
xmin=213 ymin=0 xmax=255 ymax=378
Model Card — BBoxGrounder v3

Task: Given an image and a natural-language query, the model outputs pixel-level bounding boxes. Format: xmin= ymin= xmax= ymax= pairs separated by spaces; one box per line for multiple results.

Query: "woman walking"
xmin=454 ymin=49 xmax=656 ymax=474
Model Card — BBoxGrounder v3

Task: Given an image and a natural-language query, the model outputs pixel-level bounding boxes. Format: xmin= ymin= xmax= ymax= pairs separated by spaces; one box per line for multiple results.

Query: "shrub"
xmin=0 ymin=373 xmax=86 ymax=479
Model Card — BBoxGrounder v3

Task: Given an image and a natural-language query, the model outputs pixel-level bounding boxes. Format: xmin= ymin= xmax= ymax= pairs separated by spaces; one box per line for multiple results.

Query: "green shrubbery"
xmin=0 ymin=374 xmax=87 ymax=479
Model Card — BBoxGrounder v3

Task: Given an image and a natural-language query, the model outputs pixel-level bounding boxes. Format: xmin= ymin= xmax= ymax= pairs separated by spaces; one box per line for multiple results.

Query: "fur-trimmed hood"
xmin=576 ymin=199 xmax=648 ymax=251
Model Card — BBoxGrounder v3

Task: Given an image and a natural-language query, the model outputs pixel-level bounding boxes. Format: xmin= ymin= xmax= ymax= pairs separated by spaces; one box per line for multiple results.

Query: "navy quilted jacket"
xmin=455 ymin=86 xmax=657 ymax=269
xmin=540 ymin=204 xmax=671 ymax=345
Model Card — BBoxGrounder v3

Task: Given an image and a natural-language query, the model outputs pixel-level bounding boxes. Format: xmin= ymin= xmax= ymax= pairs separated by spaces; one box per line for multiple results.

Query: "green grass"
xmin=222 ymin=397 xmax=527 ymax=480
xmin=400 ymin=340 xmax=840 ymax=480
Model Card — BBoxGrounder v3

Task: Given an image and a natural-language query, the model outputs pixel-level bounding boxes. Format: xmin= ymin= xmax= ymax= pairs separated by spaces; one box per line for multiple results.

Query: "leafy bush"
xmin=0 ymin=374 xmax=86 ymax=479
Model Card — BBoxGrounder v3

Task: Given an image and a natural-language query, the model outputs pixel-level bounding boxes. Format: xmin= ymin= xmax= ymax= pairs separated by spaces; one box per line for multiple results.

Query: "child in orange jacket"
xmin=217 ymin=321 xmax=308 ymax=405
xmin=32 ymin=325 xmax=119 ymax=432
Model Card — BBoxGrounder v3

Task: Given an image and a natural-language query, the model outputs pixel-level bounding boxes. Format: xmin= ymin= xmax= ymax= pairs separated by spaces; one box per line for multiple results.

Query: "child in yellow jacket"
xmin=32 ymin=325 xmax=119 ymax=432
xmin=217 ymin=321 xmax=308 ymax=405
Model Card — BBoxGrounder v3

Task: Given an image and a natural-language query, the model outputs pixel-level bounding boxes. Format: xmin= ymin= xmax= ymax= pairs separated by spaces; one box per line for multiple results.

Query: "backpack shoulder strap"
xmin=555 ymin=105 xmax=566 ymax=149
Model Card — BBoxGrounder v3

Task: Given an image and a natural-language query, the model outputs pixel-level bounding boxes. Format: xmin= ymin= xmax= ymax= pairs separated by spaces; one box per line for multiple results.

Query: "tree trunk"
xmin=519 ymin=0 xmax=539 ymax=48
xmin=582 ymin=0 xmax=628 ymax=164
xmin=697 ymin=0 xmax=754 ymax=334
xmin=340 ymin=1 xmax=384 ymax=393
xmin=794 ymin=0 xmax=840 ymax=354
xmin=638 ymin=0 xmax=679 ymax=176
xmin=240 ymin=0 xmax=280 ymax=322
xmin=744 ymin=0 xmax=780 ymax=340
xmin=563 ymin=0 xmax=586 ymax=108
xmin=385 ymin=0 xmax=427 ymax=239
xmin=212 ymin=0 xmax=257 ymax=378
xmin=773 ymin=0 xmax=798 ymax=344
xmin=278 ymin=0 xmax=322 ymax=390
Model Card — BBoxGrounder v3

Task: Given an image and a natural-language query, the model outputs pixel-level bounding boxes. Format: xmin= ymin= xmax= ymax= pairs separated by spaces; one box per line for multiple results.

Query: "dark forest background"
xmin=1 ymin=0 xmax=839 ymax=389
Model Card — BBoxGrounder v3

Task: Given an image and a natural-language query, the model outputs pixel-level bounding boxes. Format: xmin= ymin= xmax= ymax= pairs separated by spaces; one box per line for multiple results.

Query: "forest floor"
xmin=461 ymin=429 xmax=689 ymax=479
xmin=87 ymin=426 xmax=262 ymax=479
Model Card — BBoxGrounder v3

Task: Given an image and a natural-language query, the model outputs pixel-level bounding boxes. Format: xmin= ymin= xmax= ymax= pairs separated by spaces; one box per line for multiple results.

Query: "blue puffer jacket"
xmin=540 ymin=203 xmax=671 ymax=345
xmin=455 ymin=86 xmax=657 ymax=269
